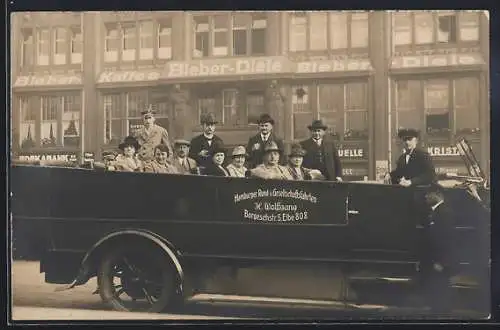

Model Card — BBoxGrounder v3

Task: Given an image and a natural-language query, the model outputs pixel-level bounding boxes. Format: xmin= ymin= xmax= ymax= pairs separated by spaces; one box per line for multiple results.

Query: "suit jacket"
xmin=246 ymin=133 xmax=286 ymax=168
xmin=300 ymin=137 xmax=342 ymax=181
xmin=249 ymin=164 xmax=294 ymax=180
xmin=203 ymin=163 xmax=230 ymax=177
xmin=286 ymin=166 xmax=312 ymax=181
xmin=171 ymin=157 xmax=198 ymax=175
xmin=134 ymin=124 xmax=172 ymax=162
xmin=189 ymin=134 xmax=225 ymax=169
xmin=143 ymin=160 xmax=178 ymax=174
xmin=422 ymin=202 xmax=457 ymax=272
xmin=390 ymin=148 xmax=437 ymax=186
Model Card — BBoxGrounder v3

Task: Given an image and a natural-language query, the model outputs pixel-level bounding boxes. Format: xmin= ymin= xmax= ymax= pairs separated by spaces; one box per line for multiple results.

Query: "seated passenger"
xmin=249 ymin=141 xmax=293 ymax=180
xmin=226 ymin=146 xmax=248 ymax=178
xmin=203 ymin=147 xmax=230 ymax=177
xmin=143 ymin=144 xmax=179 ymax=174
xmin=111 ymin=136 xmax=143 ymax=172
xmin=171 ymin=139 xmax=199 ymax=175
xmin=286 ymin=144 xmax=325 ymax=181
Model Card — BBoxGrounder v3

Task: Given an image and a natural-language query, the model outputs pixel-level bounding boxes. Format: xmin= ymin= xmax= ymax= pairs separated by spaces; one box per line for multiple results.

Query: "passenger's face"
xmin=155 ymin=150 xmax=169 ymax=164
xmin=289 ymin=156 xmax=303 ymax=167
xmin=311 ymin=128 xmax=325 ymax=140
xmin=143 ymin=115 xmax=155 ymax=127
xmin=213 ymin=152 xmax=225 ymax=165
xmin=265 ymin=151 xmax=280 ymax=166
xmin=259 ymin=123 xmax=273 ymax=135
xmin=176 ymin=145 xmax=189 ymax=157
xmin=404 ymin=137 xmax=417 ymax=150
xmin=232 ymin=155 xmax=245 ymax=168
xmin=123 ymin=146 xmax=135 ymax=157
xmin=203 ymin=123 xmax=216 ymax=135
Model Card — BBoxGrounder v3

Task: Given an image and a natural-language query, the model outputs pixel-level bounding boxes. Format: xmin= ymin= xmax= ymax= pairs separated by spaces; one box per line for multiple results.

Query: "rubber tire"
xmin=97 ymin=245 xmax=180 ymax=313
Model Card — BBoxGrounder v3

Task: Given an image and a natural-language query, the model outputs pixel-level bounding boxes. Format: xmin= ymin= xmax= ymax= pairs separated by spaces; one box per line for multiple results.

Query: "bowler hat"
xmin=289 ymin=144 xmax=306 ymax=157
xmin=263 ymin=141 xmax=281 ymax=153
xmin=308 ymin=119 xmax=328 ymax=131
xmin=231 ymin=146 xmax=248 ymax=158
xmin=201 ymin=113 xmax=218 ymax=125
xmin=174 ymin=139 xmax=191 ymax=147
xmin=118 ymin=136 xmax=140 ymax=151
xmin=398 ymin=128 xmax=420 ymax=139
xmin=257 ymin=114 xmax=275 ymax=125
xmin=141 ymin=105 xmax=156 ymax=116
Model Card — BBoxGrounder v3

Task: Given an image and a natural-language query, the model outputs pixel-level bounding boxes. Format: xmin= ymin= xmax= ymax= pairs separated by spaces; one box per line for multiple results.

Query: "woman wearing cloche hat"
xmin=110 ymin=136 xmax=143 ymax=172
xmin=226 ymin=146 xmax=248 ymax=178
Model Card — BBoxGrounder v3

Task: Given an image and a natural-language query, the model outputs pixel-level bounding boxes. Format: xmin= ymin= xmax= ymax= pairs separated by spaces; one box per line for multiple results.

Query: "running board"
xmin=188 ymin=294 xmax=389 ymax=311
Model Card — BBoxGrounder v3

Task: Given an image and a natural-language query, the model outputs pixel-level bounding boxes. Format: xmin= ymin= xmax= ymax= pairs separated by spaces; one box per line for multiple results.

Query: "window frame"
xmin=21 ymin=27 xmax=35 ymax=68
xmin=36 ymin=28 xmax=50 ymax=66
xmin=70 ymin=25 xmax=83 ymax=64
xmin=52 ymin=27 xmax=68 ymax=65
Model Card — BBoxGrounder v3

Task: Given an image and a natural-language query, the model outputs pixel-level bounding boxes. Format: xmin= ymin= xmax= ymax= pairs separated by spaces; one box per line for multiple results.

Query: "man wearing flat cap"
xmin=300 ymin=119 xmax=342 ymax=182
xmin=189 ymin=113 xmax=225 ymax=171
xmin=172 ymin=139 xmax=199 ymax=175
xmin=246 ymin=113 xmax=285 ymax=169
xmin=386 ymin=128 xmax=437 ymax=187
xmin=133 ymin=106 xmax=173 ymax=162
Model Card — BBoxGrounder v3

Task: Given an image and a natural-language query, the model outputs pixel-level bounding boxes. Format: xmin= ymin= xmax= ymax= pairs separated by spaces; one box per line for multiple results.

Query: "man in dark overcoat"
xmin=387 ymin=128 xmax=437 ymax=187
xmin=300 ymin=119 xmax=342 ymax=182
xmin=189 ymin=113 xmax=225 ymax=171
xmin=246 ymin=113 xmax=285 ymax=169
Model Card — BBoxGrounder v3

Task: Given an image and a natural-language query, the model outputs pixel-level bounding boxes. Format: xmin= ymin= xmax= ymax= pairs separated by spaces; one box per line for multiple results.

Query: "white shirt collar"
xmin=261 ymin=133 xmax=270 ymax=141
xmin=431 ymin=200 xmax=444 ymax=211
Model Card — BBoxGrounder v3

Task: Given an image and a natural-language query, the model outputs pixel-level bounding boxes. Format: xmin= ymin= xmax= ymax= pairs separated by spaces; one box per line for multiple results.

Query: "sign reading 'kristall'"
xmin=164 ymin=56 xmax=290 ymax=79
xmin=14 ymin=74 xmax=82 ymax=88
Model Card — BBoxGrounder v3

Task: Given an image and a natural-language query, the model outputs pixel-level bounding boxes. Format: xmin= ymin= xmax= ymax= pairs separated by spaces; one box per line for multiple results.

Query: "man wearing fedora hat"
xmin=226 ymin=146 xmax=248 ymax=178
xmin=133 ymin=106 xmax=173 ymax=162
xmin=386 ymin=128 xmax=437 ymax=187
xmin=246 ymin=113 xmax=285 ymax=169
xmin=300 ymin=119 xmax=342 ymax=182
xmin=249 ymin=141 xmax=293 ymax=180
xmin=189 ymin=113 xmax=225 ymax=171
xmin=171 ymin=139 xmax=199 ymax=175
xmin=286 ymin=144 xmax=326 ymax=181
xmin=111 ymin=136 xmax=143 ymax=172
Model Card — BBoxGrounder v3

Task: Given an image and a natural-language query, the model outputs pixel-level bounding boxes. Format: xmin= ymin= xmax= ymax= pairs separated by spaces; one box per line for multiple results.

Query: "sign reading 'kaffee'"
xmin=97 ymin=70 xmax=161 ymax=84
xmin=14 ymin=75 xmax=82 ymax=88
xmin=164 ymin=56 xmax=290 ymax=79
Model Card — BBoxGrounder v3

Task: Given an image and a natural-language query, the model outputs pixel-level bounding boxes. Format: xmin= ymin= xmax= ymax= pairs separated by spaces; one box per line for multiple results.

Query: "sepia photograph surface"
xmin=9 ymin=10 xmax=491 ymax=322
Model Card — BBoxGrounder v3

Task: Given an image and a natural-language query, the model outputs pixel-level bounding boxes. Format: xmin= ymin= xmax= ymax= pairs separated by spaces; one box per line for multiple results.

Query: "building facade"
xmin=10 ymin=10 xmax=490 ymax=181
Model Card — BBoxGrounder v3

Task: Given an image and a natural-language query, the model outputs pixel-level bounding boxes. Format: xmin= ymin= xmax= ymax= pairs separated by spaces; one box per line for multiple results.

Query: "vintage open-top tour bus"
xmin=10 ymin=139 xmax=490 ymax=316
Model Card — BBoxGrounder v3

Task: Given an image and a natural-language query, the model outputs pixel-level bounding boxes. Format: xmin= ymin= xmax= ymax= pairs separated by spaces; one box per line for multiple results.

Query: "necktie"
xmin=315 ymin=139 xmax=321 ymax=146
xmin=182 ymin=159 xmax=188 ymax=171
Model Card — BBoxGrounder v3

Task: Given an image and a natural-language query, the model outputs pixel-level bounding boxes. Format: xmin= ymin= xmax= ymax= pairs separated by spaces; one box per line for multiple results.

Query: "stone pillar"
xmin=369 ymin=12 xmax=390 ymax=180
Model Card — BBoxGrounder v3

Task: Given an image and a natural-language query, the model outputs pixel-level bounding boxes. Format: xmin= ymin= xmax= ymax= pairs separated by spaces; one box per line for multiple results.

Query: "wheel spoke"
xmin=142 ymin=287 xmax=155 ymax=306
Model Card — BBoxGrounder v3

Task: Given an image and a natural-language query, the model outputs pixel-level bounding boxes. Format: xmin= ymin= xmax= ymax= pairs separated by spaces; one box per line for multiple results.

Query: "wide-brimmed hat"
xmin=201 ymin=113 xmax=218 ymax=125
xmin=398 ymin=128 xmax=420 ymax=139
xmin=289 ymin=144 xmax=306 ymax=157
xmin=118 ymin=136 xmax=140 ymax=151
xmin=174 ymin=139 xmax=191 ymax=147
xmin=308 ymin=119 xmax=328 ymax=131
xmin=257 ymin=114 xmax=275 ymax=125
xmin=263 ymin=141 xmax=281 ymax=154
xmin=231 ymin=146 xmax=248 ymax=158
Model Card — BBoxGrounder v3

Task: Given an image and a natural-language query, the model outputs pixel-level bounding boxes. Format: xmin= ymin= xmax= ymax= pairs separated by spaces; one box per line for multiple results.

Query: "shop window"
xmin=393 ymin=11 xmax=480 ymax=48
xmin=104 ymin=23 xmax=119 ymax=62
xmin=21 ymin=28 xmax=34 ymax=67
xmin=246 ymin=91 xmax=265 ymax=125
xmin=197 ymin=97 xmax=219 ymax=124
xmin=344 ymin=82 xmax=368 ymax=140
xmin=53 ymin=27 xmax=67 ymax=65
xmin=317 ymin=84 xmax=343 ymax=138
xmin=63 ymin=94 xmax=81 ymax=147
xmin=290 ymin=11 xmax=369 ymax=52
xmin=19 ymin=97 xmax=36 ymax=149
xmin=222 ymin=89 xmax=239 ymax=126
xmin=139 ymin=21 xmax=154 ymax=60
xmin=41 ymin=96 xmax=60 ymax=147
xmin=395 ymin=80 xmax=421 ymax=130
xmin=103 ymin=91 xmax=169 ymax=145
xmin=158 ymin=18 xmax=172 ymax=59
xmin=122 ymin=24 xmax=137 ymax=61
xmin=37 ymin=29 xmax=50 ymax=65
xmin=70 ymin=26 xmax=82 ymax=64
xmin=292 ymin=85 xmax=312 ymax=141
xmin=425 ymin=80 xmax=450 ymax=138
xmin=454 ymin=77 xmax=480 ymax=137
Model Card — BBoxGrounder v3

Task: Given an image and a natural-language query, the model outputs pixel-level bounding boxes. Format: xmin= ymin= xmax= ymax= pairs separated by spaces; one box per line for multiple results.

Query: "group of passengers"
xmin=103 ymin=108 xmax=343 ymax=182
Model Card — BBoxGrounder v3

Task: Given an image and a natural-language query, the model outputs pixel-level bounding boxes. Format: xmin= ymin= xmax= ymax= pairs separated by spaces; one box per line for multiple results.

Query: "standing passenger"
xmin=226 ymin=146 xmax=248 ymax=178
xmin=134 ymin=106 xmax=173 ymax=162
xmin=189 ymin=113 xmax=225 ymax=172
xmin=246 ymin=114 xmax=285 ymax=169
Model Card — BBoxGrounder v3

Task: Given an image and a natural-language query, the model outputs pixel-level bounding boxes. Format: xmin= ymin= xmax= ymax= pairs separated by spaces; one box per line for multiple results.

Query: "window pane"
xmin=293 ymin=113 xmax=314 ymax=140
xmin=194 ymin=16 xmax=209 ymax=32
xmin=329 ymin=13 xmax=348 ymax=49
xmin=214 ymin=15 xmax=228 ymax=29
xmin=437 ymin=13 xmax=457 ymax=43
xmin=351 ymin=12 xmax=369 ymax=48
xmin=128 ymin=91 xmax=148 ymax=118
xmin=396 ymin=80 xmax=420 ymax=109
xmin=104 ymin=94 xmax=124 ymax=144
xmin=415 ymin=12 xmax=434 ymax=44
xmin=346 ymin=82 xmax=367 ymax=109
xmin=393 ymin=12 xmax=412 ymax=46
xmin=397 ymin=109 xmax=421 ymax=131
xmin=426 ymin=112 xmax=450 ymax=137
xmin=425 ymin=80 xmax=449 ymax=109
xmin=54 ymin=28 xmax=66 ymax=54
xmin=223 ymin=90 xmax=240 ymax=126
xmin=63 ymin=94 xmax=81 ymax=147
xmin=318 ymin=84 xmax=343 ymax=112
xmin=455 ymin=77 xmax=480 ymax=136
xmin=123 ymin=26 xmax=136 ymax=50
xmin=292 ymin=86 xmax=310 ymax=112
xmin=247 ymin=92 xmax=265 ymax=124
xmin=289 ymin=14 xmax=307 ymax=51
xmin=140 ymin=21 xmax=154 ymax=49
xmin=251 ymin=28 xmax=266 ymax=55
xmin=198 ymin=98 xmax=222 ymax=124
xmin=319 ymin=112 xmax=339 ymax=138
xmin=41 ymin=96 xmax=61 ymax=147
xmin=111 ymin=120 xmax=125 ymax=144
xmin=233 ymin=29 xmax=247 ymax=55
xmin=22 ymin=29 xmax=34 ymax=66
xmin=345 ymin=111 xmax=368 ymax=140
xmin=232 ymin=14 xmax=248 ymax=28
xmin=71 ymin=27 xmax=82 ymax=53
xmin=460 ymin=12 xmax=479 ymax=41
xmin=19 ymin=97 xmax=36 ymax=149
xmin=194 ymin=32 xmax=209 ymax=57
xmin=213 ymin=31 xmax=228 ymax=56
xmin=309 ymin=12 xmax=328 ymax=50
xmin=105 ymin=25 xmax=119 ymax=51
xmin=252 ymin=13 xmax=267 ymax=28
